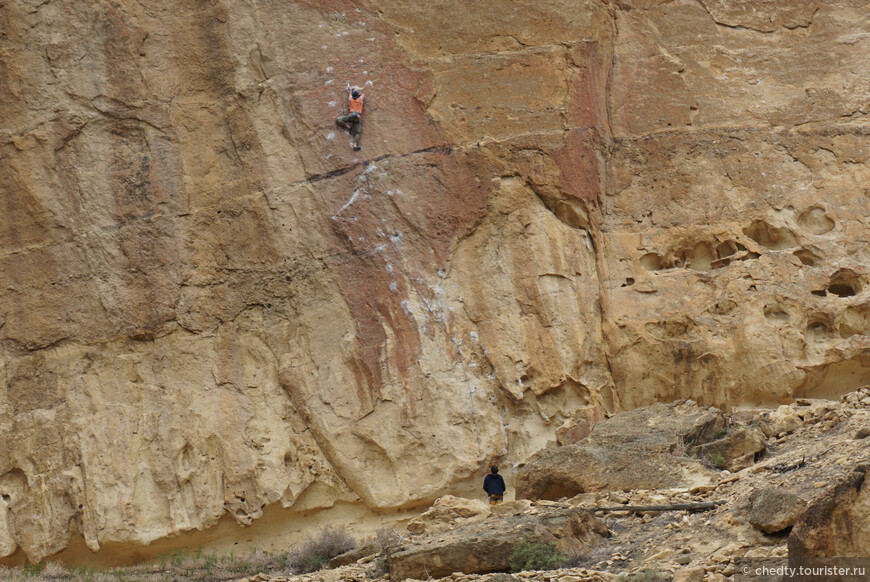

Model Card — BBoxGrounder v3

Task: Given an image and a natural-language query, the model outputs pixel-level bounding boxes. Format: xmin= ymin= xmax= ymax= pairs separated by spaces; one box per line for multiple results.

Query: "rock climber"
xmin=483 ymin=465 xmax=506 ymax=505
xmin=336 ymin=85 xmax=364 ymax=151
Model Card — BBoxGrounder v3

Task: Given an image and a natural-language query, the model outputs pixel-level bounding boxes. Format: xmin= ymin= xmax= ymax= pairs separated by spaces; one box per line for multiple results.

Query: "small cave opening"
xmin=687 ymin=242 xmax=714 ymax=271
xmin=715 ymin=240 xmax=738 ymax=258
xmin=640 ymin=253 xmax=664 ymax=271
xmin=827 ymin=270 xmax=862 ymax=298
xmin=794 ymin=249 xmax=819 ymax=266
xmin=743 ymin=220 xmax=799 ymax=250
xmin=829 ymin=284 xmax=857 ymax=298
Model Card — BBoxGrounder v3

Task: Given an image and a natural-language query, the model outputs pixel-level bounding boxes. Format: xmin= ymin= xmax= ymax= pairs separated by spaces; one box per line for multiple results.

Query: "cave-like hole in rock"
xmin=763 ymin=305 xmax=789 ymax=321
xmin=798 ymin=206 xmax=835 ymax=235
xmin=687 ymin=242 xmax=714 ymax=271
xmin=794 ymin=249 xmax=819 ymax=266
xmin=829 ymin=284 xmax=856 ymax=298
xmin=640 ymin=253 xmax=664 ymax=271
xmin=716 ymin=241 xmax=738 ymax=258
xmin=828 ymin=270 xmax=862 ymax=298
xmin=743 ymin=220 xmax=799 ymax=250
xmin=806 ymin=321 xmax=829 ymax=341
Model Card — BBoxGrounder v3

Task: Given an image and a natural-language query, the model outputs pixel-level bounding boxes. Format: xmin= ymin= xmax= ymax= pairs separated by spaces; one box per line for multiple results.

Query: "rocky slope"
xmin=227 ymin=386 xmax=870 ymax=582
xmin=2 ymin=0 xmax=869 ymax=564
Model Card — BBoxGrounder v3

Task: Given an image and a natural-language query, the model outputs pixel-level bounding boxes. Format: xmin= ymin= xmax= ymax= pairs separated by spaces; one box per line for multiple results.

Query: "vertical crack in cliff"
xmin=356 ymin=163 xmax=486 ymax=468
xmin=593 ymin=0 xmax=621 ymax=411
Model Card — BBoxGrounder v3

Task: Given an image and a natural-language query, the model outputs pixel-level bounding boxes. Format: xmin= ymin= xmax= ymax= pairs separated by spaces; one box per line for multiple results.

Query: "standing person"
xmin=335 ymin=86 xmax=364 ymax=150
xmin=483 ymin=465 xmax=506 ymax=505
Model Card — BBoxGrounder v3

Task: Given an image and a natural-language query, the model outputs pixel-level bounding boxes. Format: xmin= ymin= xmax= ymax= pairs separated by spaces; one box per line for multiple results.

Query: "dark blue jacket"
xmin=483 ymin=473 xmax=506 ymax=496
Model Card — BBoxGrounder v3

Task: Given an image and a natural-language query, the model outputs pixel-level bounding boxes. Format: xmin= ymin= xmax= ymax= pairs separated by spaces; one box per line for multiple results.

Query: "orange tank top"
xmin=349 ymin=96 xmax=363 ymax=114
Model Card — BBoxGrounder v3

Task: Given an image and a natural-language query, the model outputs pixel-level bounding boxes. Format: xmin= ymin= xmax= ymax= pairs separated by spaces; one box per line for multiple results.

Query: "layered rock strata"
xmin=1 ymin=0 xmax=869 ymax=563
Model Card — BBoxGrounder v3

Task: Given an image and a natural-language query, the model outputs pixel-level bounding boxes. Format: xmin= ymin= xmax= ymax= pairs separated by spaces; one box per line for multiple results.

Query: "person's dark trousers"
xmin=336 ymin=114 xmax=361 ymax=145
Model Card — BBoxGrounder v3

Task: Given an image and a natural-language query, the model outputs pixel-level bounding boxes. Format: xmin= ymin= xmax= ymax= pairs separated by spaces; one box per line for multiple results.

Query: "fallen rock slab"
xmin=747 ymin=489 xmax=807 ymax=534
xmin=516 ymin=401 xmax=724 ymax=499
xmin=690 ymin=426 xmax=767 ymax=471
xmin=388 ymin=504 xmax=609 ymax=579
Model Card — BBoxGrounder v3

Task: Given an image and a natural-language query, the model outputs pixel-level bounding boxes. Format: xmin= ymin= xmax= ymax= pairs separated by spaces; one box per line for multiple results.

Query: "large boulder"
xmin=690 ymin=426 xmax=767 ymax=472
xmin=746 ymin=489 xmax=807 ymax=534
xmin=759 ymin=405 xmax=803 ymax=438
xmin=388 ymin=504 xmax=608 ymax=579
xmin=788 ymin=465 xmax=870 ymax=559
xmin=516 ymin=401 xmax=725 ymax=499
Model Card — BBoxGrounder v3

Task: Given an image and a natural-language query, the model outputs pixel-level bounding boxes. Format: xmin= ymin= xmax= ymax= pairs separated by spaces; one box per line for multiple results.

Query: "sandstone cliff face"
xmin=1 ymin=0 xmax=868 ymax=563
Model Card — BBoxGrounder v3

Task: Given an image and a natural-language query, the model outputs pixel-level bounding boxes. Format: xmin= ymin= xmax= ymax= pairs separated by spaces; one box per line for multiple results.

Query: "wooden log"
xmin=590 ymin=501 xmax=724 ymax=513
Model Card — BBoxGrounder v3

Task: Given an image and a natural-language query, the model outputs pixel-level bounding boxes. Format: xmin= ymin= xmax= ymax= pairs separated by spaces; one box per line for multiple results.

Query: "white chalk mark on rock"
xmin=333 ymin=189 xmax=362 ymax=217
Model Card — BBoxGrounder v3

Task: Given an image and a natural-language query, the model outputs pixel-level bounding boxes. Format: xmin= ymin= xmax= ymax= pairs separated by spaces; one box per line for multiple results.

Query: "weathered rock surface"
xmin=1 ymin=387 xmax=866 ymax=581
xmin=406 ymin=495 xmax=489 ymax=535
xmin=389 ymin=504 xmax=608 ymax=580
xmin=746 ymin=489 xmax=807 ymax=534
xmin=759 ymin=405 xmax=804 ymax=438
xmin=215 ymin=387 xmax=870 ymax=582
xmin=689 ymin=426 xmax=767 ymax=472
xmin=515 ymin=401 xmax=724 ymax=499
xmin=2 ymin=0 xmax=870 ymax=563
xmin=327 ymin=545 xmax=379 ymax=569
xmin=788 ymin=465 xmax=870 ymax=558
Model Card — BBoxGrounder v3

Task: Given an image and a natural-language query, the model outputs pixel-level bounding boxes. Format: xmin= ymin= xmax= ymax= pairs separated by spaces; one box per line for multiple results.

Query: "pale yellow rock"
xmin=673 ymin=567 xmax=706 ymax=582
xmin=759 ymin=406 xmax=803 ymax=438
xmin=491 ymin=499 xmax=532 ymax=516
xmin=0 ymin=498 xmax=15 ymax=558
xmin=1 ymin=0 xmax=869 ymax=564
xmin=407 ymin=495 xmax=489 ymax=534
xmin=646 ymin=548 xmax=675 ymax=562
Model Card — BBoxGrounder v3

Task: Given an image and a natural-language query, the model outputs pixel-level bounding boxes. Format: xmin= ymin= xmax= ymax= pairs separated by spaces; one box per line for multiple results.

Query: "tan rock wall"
xmin=603 ymin=0 xmax=870 ymax=408
xmin=1 ymin=0 xmax=868 ymax=563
